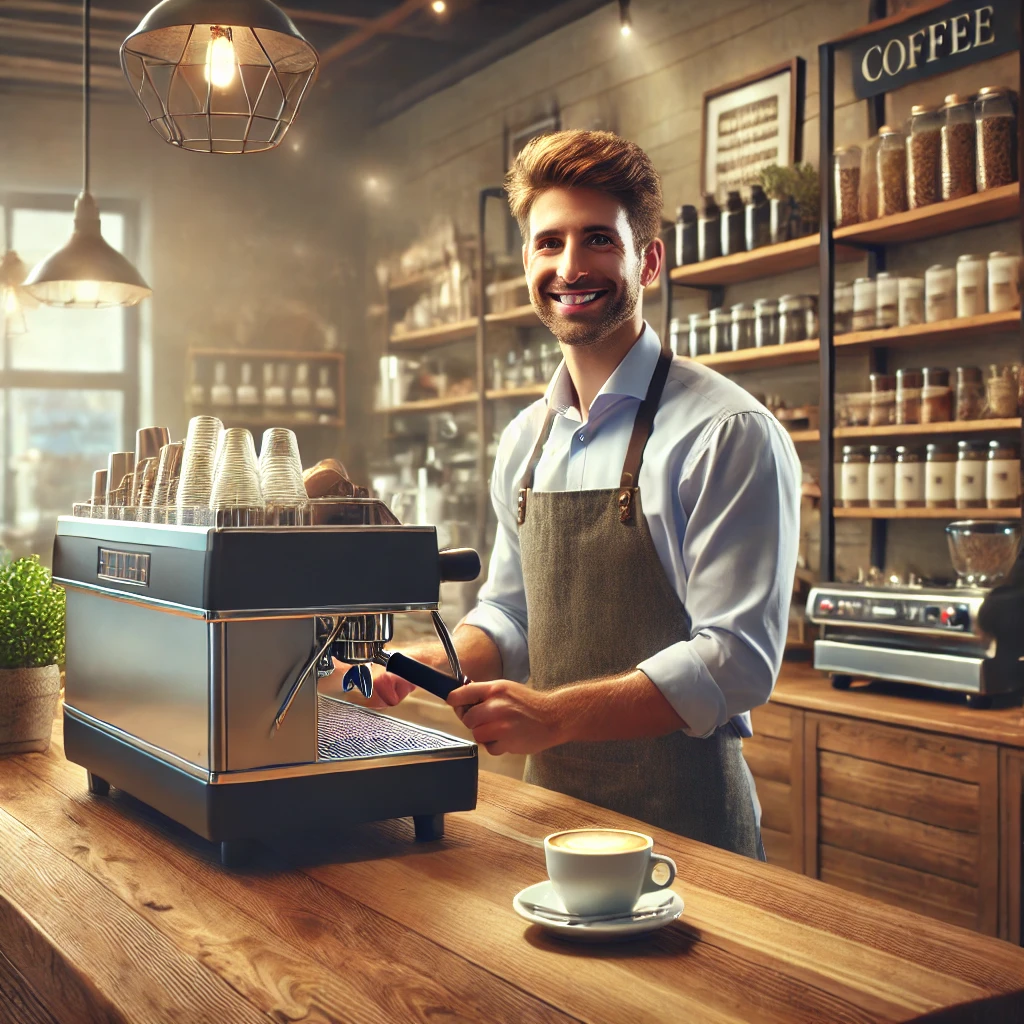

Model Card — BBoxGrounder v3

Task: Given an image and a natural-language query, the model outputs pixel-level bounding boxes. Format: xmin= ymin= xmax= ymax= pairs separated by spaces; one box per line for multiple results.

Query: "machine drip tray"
xmin=316 ymin=695 xmax=467 ymax=761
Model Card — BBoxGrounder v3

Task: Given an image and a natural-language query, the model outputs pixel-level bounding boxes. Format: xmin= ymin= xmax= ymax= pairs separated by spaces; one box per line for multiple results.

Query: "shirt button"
xmin=578 ymin=433 xmax=585 ymax=442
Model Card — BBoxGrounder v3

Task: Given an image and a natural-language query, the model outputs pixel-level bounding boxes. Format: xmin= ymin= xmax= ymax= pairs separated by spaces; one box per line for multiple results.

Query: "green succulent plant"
xmin=757 ymin=163 xmax=791 ymax=201
xmin=0 ymin=555 xmax=66 ymax=669
xmin=757 ymin=162 xmax=821 ymax=219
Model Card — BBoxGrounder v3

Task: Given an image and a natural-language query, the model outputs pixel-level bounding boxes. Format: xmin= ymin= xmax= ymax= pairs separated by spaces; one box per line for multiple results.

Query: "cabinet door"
xmin=1000 ymin=748 xmax=1023 ymax=944
xmin=746 ymin=703 xmax=804 ymax=873
xmin=805 ymin=714 xmax=1000 ymax=935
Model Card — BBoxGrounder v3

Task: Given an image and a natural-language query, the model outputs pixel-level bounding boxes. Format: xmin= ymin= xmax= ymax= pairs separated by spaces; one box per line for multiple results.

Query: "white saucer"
xmin=512 ymin=880 xmax=683 ymax=942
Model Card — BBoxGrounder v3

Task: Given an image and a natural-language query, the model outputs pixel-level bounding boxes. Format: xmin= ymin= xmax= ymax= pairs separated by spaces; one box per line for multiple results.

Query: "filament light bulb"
xmin=73 ymin=281 xmax=101 ymax=305
xmin=205 ymin=27 xmax=236 ymax=88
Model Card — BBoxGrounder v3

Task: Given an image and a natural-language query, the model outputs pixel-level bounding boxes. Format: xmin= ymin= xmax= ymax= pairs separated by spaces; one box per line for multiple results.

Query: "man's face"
xmin=523 ymin=187 xmax=649 ymax=348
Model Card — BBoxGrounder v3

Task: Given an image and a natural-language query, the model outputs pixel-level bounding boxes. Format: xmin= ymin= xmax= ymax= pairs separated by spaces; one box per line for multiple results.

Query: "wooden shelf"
xmin=187 ymin=410 xmax=343 ymax=429
xmin=834 ymin=418 xmax=1021 ymax=440
xmin=834 ymin=506 xmax=1020 ymax=520
xmin=787 ymin=429 xmax=821 ymax=443
xmin=670 ymin=234 xmax=860 ymax=288
xmin=836 ymin=310 xmax=1020 ymax=350
xmin=187 ymin=348 xmax=344 ymax=361
xmin=387 ymin=319 xmax=476 ymax=350
xmin=693 ymin=338 xmax=819 ymax=371
xmin=377 ymin=394 xmax=478 ymax=414
xmin=486 ymin=384 xmax=547 ymax=401
xmin=834 ymin=183 xmax=1019 ymax=246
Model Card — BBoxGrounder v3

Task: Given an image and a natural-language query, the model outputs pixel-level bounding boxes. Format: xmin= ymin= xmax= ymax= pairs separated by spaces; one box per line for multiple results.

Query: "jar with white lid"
xmin=925 ymin=444 xmax=956 ymax=508
xmin=988 ymin=251 xmax=1021 ymax=312
xmin=778 ymin=294 xmax=815 ymax=344
xmin=841 ymin=446 xmax=869 ymax=508
xmin=956 ymin=253 xmax=987 ymax=317
xmin=895 ymin=447 xmax=925 ymax=508
xmin=875 ymin=272 xmax=898 ymax=328
xmin=868 ymin=446 xmax=895 ymax=507
xmin=852 ymin=277 xmax=876 ymax=331
xmin=987 ymin=439 xmax=1021 ymax=508
xmin=898 ymin=277 xmax=924 ymax=326
xmin=708 ymin=308 xmax=729 ymax=354
xmin=956 ymin=440 xmax=987 ymax=508
xmin=925 ymin=264 xmax=956 ymax=322
xmin=753 ymin=299 xmax=779 ymax=347
xmin=730 ymin=303 xmax=756 ymax=350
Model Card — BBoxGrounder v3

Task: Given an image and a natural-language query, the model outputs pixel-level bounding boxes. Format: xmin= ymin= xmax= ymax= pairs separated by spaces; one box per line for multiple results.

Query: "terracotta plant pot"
xmin=0 ymin=664 xmax=62 ymax=756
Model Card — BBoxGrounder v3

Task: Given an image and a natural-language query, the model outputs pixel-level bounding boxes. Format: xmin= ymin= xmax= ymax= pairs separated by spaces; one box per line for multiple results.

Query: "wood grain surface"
xmin=0 ymin=719 xmax=1022 ymax=1024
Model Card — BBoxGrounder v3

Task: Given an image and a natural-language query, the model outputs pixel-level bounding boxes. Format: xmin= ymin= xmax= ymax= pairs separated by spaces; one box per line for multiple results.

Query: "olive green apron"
xmin=517 ymin=344 xmax=763 ymax=858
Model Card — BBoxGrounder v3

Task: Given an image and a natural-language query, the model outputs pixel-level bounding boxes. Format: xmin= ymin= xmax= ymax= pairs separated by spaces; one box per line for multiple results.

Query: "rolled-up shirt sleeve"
xmin=637 ymin=411 xmax=801 ymax=738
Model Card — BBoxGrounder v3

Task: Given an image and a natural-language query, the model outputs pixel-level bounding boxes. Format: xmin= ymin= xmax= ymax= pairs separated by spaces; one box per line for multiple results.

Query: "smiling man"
xmin=368 ymin=130 xmax=800 ymax=858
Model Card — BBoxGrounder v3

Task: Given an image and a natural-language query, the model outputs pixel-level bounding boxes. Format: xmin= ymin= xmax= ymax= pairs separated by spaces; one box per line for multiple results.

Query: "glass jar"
xmin=921 ymin=366 xmax=952 ymax=423
xmin=875 ymin=271 xmax=899 ymax=328
xmin=834 ymin=145 xmax=861 ymax=228
xmin=956 ymin=440 xmax=987 ymax=508
xmin=988 ymin=251 xmax=1022 ymax=312
xmin=745 ymin=184 xmax=771 ymax=250
xmin=895 ymin=447 xmax=925 ymax=509
xmin=852 ymin=277 xmax=876 ymax=331
xmin=841 ymin=446 xmax=869 ymax=508
xmin=540 ymin=341 xmax=561 ymax=379
xmin=868 ymin=372 xmax=895 ymax=427
xmin=906 ymin=104 xmax=941 ymax=208
xmin=730 ymin=302 xmax=756 ymax=350
xmin=698 ymin=193 xmax=721 ymax=262
xmin=941 ymin=93 xmax=976 ymax=201
xmin=236 ymin=362 xmax=259 ymax=407
xmin=985 ymin=363 xmax=1019 ymax=418
xmin=834 ymin=280 xmax=854 ymax=334
xmin=753 ymin=299 xmax=779 ymax=348
xmin=896 ymin=368 xmax=923 ymax=425
xmin=675 ymin=204 xmax=698 ymax=266
xmin=868 ymin=446 xmax=895 ymax=508
xmin=520 ymin=347 xmax=539 ymax=387
xmin=688 ymin=312 xmax=711 ymax=358
xmin=505 ymin=348 xmax=523 ymax=390
xmin=211 ymin=360 xmax=233 ymax=407
xmin=876 ymin=124 xmax=908 ymax=217
xmin=859 ymin=134 xmax=880 ymax=221
xmin=956 ymin=253 xmax=988 ymax=318
xmin=708 ymin=308 xmax=729 ymax=354
xmin=926 ymin=444 xmax=956 ymax=508
xmin=721 ymin=190 xmax=746 ymax=256
xmin=925 ymin=264 xmax=956 ymax=323
xmin=956 ymin=366 xmax=984 ymax=421
xmin=975 ymin=85 xmax=1018 ymax=192
xmin=778 ymin=294 xmax=814 ymax=344
xmin=898 ymin=277 xmax=925 ymax=326
xmin=987 ymin=440 xmax=1021 ymax=508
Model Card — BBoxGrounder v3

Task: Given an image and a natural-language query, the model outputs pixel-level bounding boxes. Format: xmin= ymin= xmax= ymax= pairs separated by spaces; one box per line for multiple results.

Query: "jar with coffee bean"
xmin=925 ymin=264 xmax=956 ymax=322
xmin=834 ymin=281 xmax=854 ymax=334
xmin=778 ymin=294 xmax=815 ymax=344
xmin=896 ymin=368 xmax=923 ymax=425
xmin=906 ymin=104 xmax=940 ymax=208
xmin=940 ymin=94 xmax=976 ymax=200
xmin=708 ymin=307 xmax=729 ymax=354
xmin=876 ymin=125 xmax=908 ymax=216
xmin=926 ymin=444 xmax=956 ymax=507
xmin=985 ymin=363 xmax=1019 ymax=418
xmin=987 ymin=440 xmax=1021 ymax=508
xmin=895 ymin=446 xmax=925 ymax=509
xmin=988 ymin=251 xmax=1021 ymax=312
xmin=868 ymin=446 xmax=895 ymax=508
xmin=875 ymin=271 xmax=899 ymax=328
xmin=956 ymin=366 xmax=984 ymax=421
xmin=698 ymin=193 xmax=721 ymax=262
xmin=753 ymin=298 xmax=779 ymax=347
xmin=859 ymin=135 xmax=880 ymax=221
xmin=744 ymin=184 xmax=771 ymax=250
xmin=688 ymin=312 xmax=711 ymax=358
xmin=841 ymin=446 xmax=869 ymax=508
xmin=852 ymin=276 xmax=877 ymax=331
xmin=921 ymin=367 xmax=953 ymax=423
xmin=898 ymin=276 xmax=924 ymax=326
xmin=730 ymin=302 xmax=755 ymax=351
xmin=956 ymin=253 xmax=987 ymax=317
xmin=834 ymin=146 xmax=861 ymax=228
xmin=869 ymin=372 xmax=895 ymax=427
xmin=956 ymin=441 xmax=987 ymax=509
xmin=721 ymin=190 xmax=746 ymax=256
xmin=675 ymin=204 xmax=698 ymax=266
xmin=975 ymin=86 xmax=1018 ymax=192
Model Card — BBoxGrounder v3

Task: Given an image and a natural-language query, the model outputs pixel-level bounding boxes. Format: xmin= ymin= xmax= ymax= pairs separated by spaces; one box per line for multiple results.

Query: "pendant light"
xmin=23 ymin=0 xmax=151 ymax=308
xmin=120 ymin=0 xmax=318 ymax=154
xmin=0 ymin=250 xmax=38 ymax=334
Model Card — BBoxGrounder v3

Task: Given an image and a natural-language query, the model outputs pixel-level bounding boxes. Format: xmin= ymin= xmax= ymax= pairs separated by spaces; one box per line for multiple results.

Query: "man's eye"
xmin=537 ymin=239 xmax=561 ymax=250
xmin=590 ymin=234 xmax=612 ymax=245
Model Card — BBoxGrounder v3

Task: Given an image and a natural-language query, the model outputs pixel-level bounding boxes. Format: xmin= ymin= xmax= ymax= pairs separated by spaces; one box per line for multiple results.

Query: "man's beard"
xmin=531 ymin=270 xmax=642 ymax=348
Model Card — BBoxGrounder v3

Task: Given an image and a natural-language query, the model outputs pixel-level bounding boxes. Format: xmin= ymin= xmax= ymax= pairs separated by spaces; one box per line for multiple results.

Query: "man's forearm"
xmin=398 ymin=623 xmax=504 ymax=682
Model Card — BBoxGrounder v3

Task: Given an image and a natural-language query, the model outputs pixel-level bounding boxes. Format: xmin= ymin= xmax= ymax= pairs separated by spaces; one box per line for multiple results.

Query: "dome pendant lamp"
xmin=23 ymin=0 xmax=151 ymax=307
xmin=120 ymin=0 xmax=318 ymax=154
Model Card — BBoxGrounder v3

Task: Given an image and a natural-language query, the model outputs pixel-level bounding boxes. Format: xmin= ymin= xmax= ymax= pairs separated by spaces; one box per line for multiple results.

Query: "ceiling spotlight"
xmin=619 ymin=0 xmax=632 ymax=36
xmin=431 ymin=0 xmax=446 ymax=13
xmin=365 ymin=176 xmax=380 ymax=192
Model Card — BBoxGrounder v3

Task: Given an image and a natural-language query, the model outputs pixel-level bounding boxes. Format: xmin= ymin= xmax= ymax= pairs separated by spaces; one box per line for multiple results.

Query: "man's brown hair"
xmin=505 ymin=129 xmax=663 ymax=253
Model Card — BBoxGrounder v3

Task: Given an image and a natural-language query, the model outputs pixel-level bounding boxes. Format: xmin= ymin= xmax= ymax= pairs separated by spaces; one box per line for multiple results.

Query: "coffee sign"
xmin=850 ymin=0 xmax=1019 ymax=100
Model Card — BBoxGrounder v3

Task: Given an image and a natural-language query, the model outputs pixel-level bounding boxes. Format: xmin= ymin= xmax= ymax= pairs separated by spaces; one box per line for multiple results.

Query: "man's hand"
xmin=447 ymin=680 xmax=564 ymax=756
xmin=319 ymin=658 xmax=416 ymax=709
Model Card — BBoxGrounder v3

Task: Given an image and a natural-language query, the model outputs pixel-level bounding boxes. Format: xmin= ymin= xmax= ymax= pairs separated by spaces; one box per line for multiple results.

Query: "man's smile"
xmin=547 ymin=288 xmax=610 ymax=309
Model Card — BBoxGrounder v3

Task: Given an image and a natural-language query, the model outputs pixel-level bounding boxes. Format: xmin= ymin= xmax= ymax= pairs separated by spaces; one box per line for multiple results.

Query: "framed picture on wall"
xmin=700 ymin=58 xmax=804 ymax=200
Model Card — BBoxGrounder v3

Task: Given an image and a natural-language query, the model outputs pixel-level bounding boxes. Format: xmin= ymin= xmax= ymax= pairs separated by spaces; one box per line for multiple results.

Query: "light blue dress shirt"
xmin=462 ymin=323 xmax=801 ymax=739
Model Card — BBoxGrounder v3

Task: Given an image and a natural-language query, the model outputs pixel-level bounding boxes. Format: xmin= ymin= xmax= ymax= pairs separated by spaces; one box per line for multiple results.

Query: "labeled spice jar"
xmin=985 ymin=363 xmax=1019 ymax=417
xmin=898 ymin=277 xmax=925 ymax=326
xmin=868 ymin=446 xmax=895 ymax=507
xmin=841 ymin=446 xmax=869 ymax=508
xmin=721 ymin=190 xmax=746 ymax=256
xmin=988 ymin=251 xmax=1021 ymax=312
xmin=730 ymin=303 xmax=756 ymax=351
xmin=876 ymin=125 xmax=908 ymax=217
xmin=875 ymin=271 xmax=899 ymax=329
xmin=834 ymin=280 xmax=854 ymax=334
xmin=778 ymin=294 xmax=815 ymax=344
xmin=975 ymin=86 xmax=1018 ymax=192
xmin=941 ymin=94 xmax=976 ymax=201
xmin=688 ymin=312 xmax=711 ymax=358
xmin=834 ymin=146 xmax=861 ymax=228
xmin=896 ymin=368 xmax=923 ymax=425
xmin=852 ymin=276 xmax=877 ymax=331
xmin=956 ymin=440 xmax=987 ymax=508
xmin=745 ymin=184 xmax=771 ymax=250
xmin=956 ymin=253 xmax=987 ymax=318
xmin=925 ymin=264 xmax=956 ymax=323
xmin=955 ymin=366 xmax=984 ymax=421
xmin=675 ymin=204 xmax=698 ymax=266
xmin=869 ymin=372 xmax=895 ymax=427
xmin=921 ymin=366 xmax=953 ymax=423
xmin=926 ymin=444 xmax=956 ymax=508
xmin=906 ymin=104 xmax=941 ymax=208
xmin=895 ymin=447 xmax=925 ymax=508
xmin=859 ymin=135 xmax=880 ymax=221
xmin=698 ymin=194 xmax=721 ymax=262
xmin=753 ymin=299 xmax=779 ymax=347
xmin=987 ymin=440 xmax=1021 ymax=508
xmin=708 ymin=307 xmax=729 ymax=354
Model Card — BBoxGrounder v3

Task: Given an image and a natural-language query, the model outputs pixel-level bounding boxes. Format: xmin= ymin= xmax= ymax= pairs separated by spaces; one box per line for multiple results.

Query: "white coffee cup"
xmin=544 ymin=828 xmax=677 ymax=917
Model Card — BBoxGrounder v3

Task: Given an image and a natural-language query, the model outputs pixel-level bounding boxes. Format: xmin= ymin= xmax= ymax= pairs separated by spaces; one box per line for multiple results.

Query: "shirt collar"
xmin=545 ymin=322 xmax=663 ymax=420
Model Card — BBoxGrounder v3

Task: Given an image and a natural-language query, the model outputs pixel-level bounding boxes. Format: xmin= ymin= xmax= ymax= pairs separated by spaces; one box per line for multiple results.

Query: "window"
xmin=1 ymin=194 xmax=141 ymax=565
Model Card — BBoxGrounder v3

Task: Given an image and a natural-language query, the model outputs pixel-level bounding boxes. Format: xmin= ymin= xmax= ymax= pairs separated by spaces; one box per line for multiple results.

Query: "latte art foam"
xmin=549 ymin=830 xmax=648 ymax=853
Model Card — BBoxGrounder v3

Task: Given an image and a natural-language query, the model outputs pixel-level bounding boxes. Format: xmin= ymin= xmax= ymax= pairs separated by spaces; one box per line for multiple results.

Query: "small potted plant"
xmin=0 ymin=554 xmax=66 ymax=755
xmin=786 ymin=162 xmax=821 ymax=239
xmin=758 ymin=163 xmax=792 ymax=244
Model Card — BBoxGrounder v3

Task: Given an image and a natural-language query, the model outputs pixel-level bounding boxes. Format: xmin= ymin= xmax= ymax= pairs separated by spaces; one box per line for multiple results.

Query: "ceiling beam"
xmin=3 ymin=2 xmax=139 ymax=24
xmin=281 ymin=6 xmax=438 ymax=39
xmin=319 ymin=0 xmax=426 ymax=66
xmin=0 ymin=17 xmax=124 ymax=50
xmin=0 ymin=53 xmax=124 ymax=87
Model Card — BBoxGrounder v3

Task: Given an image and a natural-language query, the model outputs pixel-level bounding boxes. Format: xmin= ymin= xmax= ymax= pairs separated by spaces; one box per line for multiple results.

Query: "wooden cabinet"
xmin=1002 ymin=749 xmax=1024 ymax=944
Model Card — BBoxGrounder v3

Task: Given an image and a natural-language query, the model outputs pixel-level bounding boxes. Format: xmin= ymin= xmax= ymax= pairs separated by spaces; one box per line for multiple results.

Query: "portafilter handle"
xmin=373 ymin=650 xmax=468 ymax=701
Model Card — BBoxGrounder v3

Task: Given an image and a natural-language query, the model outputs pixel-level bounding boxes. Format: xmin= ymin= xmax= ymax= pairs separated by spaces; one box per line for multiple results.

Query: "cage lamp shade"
xmin=22 ymin=192 xmax=152 ymax=309
xmin=120 ymin=0 xmax=318 ymax=154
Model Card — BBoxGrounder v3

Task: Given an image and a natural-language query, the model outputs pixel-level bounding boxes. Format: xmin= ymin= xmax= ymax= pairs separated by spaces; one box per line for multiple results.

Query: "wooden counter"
xmin=1 ymin=720 xmax=1024 ymax=1023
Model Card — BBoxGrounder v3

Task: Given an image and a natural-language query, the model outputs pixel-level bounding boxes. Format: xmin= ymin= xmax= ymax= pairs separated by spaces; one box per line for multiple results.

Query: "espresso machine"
xmin=53 ymin=500 xmax=481 ymax=865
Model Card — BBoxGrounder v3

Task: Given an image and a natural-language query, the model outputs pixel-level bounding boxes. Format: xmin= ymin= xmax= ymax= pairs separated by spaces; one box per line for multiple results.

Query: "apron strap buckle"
xmin=517 ymin=489 xmax=528 ymax=525
xmin=617 ymin=488 xmax=635 ymax=523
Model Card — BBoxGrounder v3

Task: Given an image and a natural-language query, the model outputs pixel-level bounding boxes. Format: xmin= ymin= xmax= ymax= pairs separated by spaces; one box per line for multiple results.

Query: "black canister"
xmin=698 ymin=194 xmax=721 ymax=262
xmin=675 ymin=204 xmax=698 ymax=266
xmin=721 ymin=190 xmax=746 ymax=256
xmin=744 ymin=184 xmax=770 ymax=250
